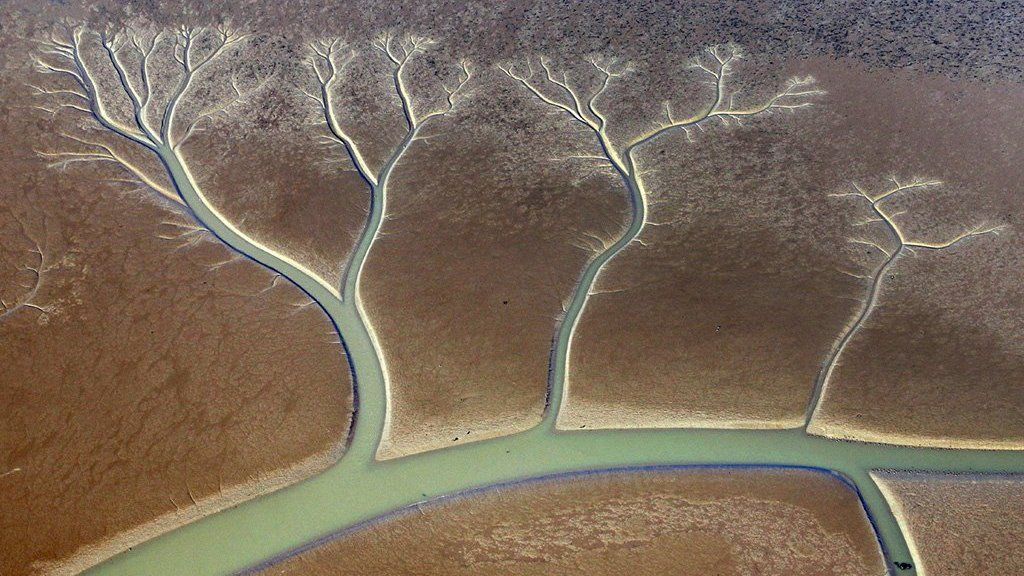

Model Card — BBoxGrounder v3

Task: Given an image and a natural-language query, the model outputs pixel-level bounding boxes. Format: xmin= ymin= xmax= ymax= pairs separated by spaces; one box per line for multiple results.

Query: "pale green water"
xmin=83 ymin=145 xmax=1024 ymax=576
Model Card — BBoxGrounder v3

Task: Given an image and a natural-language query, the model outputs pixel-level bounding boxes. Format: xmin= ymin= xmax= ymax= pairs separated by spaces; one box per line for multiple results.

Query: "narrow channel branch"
xmin=305 ymin=39 xmax=376 ymax=187
xmin=626 ymin=44 xmax=823 ymax=149
xmin=805 ymin=178 xmax=1007 ymax=425
xmin=305 ymin=33 xmax=472 ymax=298
xmin=371 ymin=31 xmax=434 ymax=129
xmin=33 ymin=24 xmax=251 ymax=211
xmin=34 ymin=24 xmax=158 ymax=151
xmin=156 ymin=219 xmax=212 ymax=252
xmin=303 ymin=33 xmax=473 ymax=458
xmin=163 ymin=25 xmax=248 ymax=147
xmin=0 ymin=213 xmax=52 ymax=322
xmin=32 ymin=24 xmax=351 ymax=317
xmin=38 ymin=132 xmax=181 ymax=205
xmin=176 ymin=75 xmax=252 ymax=150
xmin=502 ymin=46 xmax=822 ymax=427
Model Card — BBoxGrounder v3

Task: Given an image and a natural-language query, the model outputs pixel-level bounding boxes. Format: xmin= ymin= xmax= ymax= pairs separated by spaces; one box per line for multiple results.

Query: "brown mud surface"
xmin=874 ymin=472 xmax=1024 ymax=576
xmin=7 ymin=0 xmax=1015 ymax=455
xmin=799 ymin=65 xmax=1024 ymax=448
xmin=262 ymin=467 xmax=885 ymax=576
xmin=0 ymin=7 xmax=352 ymax=575
xmin=2 ymin=3 xmax=1024 ymax=573
xmin=563 ymin=59 xmax=1024 ymax=445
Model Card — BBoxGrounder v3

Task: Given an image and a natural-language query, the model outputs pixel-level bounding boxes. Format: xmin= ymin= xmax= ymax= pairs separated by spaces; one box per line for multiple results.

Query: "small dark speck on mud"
xmin=715 ymin=325 xmax=722 ymax=332
xmin=502 ymin=300 xmax=509 ymax=305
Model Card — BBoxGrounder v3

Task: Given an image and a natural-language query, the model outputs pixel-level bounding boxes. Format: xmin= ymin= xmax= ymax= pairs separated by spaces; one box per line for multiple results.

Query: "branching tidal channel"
xmin=29 ymin=26 xmax=1024 ymax=576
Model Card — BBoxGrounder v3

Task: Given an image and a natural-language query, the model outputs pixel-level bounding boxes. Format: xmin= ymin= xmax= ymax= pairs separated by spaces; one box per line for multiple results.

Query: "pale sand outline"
xmin=30 ymin=439 xmax=346 ymax=576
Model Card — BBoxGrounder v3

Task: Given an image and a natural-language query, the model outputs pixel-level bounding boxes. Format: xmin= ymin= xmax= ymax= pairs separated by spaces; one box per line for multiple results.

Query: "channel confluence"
xmin=30 ymin=27 xmax=1024 ymax=576
xmin=303 ymin=32 xmax=473 ymax=459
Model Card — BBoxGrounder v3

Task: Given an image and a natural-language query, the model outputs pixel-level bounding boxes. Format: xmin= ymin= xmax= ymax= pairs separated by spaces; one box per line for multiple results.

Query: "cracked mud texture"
xmin=260 ymin=467 xmax=885 ymax=576
xmin=0 ymin=12 xmax=352 ymax=576
xmin=873 ymin=472 xmax=1024 ymax=576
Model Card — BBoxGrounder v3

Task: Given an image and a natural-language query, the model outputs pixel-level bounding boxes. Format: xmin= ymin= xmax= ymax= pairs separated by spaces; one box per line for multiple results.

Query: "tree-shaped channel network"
xmin=807 ymin=178 xmax=1005 ymax=429
xmin=22 ymin=24 xmax=1018 ymax=576
xmin=499 ymin=44 xmax=823 ymax=423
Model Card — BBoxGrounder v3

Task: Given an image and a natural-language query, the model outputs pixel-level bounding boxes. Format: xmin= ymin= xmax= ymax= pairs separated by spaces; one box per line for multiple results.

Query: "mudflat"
xmin=874 ymin=472 xmax=1024 ymax=576
xmin=0 ymin=8 xmax=352 ymax=575
xmin=260 ymin=467 xmax=885 ymax=576
xmin=565 ymin=58 xmax=1024 ymax=447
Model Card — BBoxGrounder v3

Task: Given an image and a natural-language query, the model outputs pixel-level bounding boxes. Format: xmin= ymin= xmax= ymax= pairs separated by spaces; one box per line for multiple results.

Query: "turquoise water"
xmin=83 ymin=144 xmax=1024 ymax=576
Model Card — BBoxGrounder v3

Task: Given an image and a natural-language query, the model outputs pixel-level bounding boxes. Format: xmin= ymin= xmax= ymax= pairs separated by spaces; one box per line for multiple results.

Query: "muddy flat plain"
xmin=560 ymin=49 xmax=1024 ymax=447
xmin=5 ymin=0 xmax=1016 ymax=457
xmin=2 ymin=1 xmax=1024 ymax=575
xmin=261 ymin=468 xmax=885 ymax=576
xmin=873 ymin=472 xmax=1024 ymax=576
xmin=0 ymin=7 xmax=352 ymax=576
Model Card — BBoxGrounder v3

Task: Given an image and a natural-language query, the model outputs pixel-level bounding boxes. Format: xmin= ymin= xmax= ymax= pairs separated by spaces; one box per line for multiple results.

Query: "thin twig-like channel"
xmin=31 ymin=28 xmax=1024 ymax=576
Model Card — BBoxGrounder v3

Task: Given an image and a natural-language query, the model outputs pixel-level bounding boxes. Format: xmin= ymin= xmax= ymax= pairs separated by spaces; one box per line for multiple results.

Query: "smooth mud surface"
xmin=360 ymin=69 xmax=628 ymax=458
xmin=258 ymin=467 xmax=885 ymax=576
xmin=797 ymin=66 xmax=1024 ymax=448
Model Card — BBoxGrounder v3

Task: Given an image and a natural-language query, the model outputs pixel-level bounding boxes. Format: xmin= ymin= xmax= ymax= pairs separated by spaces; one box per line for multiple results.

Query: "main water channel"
xmin=86 ymin=142 xmax=1024 ymax=576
